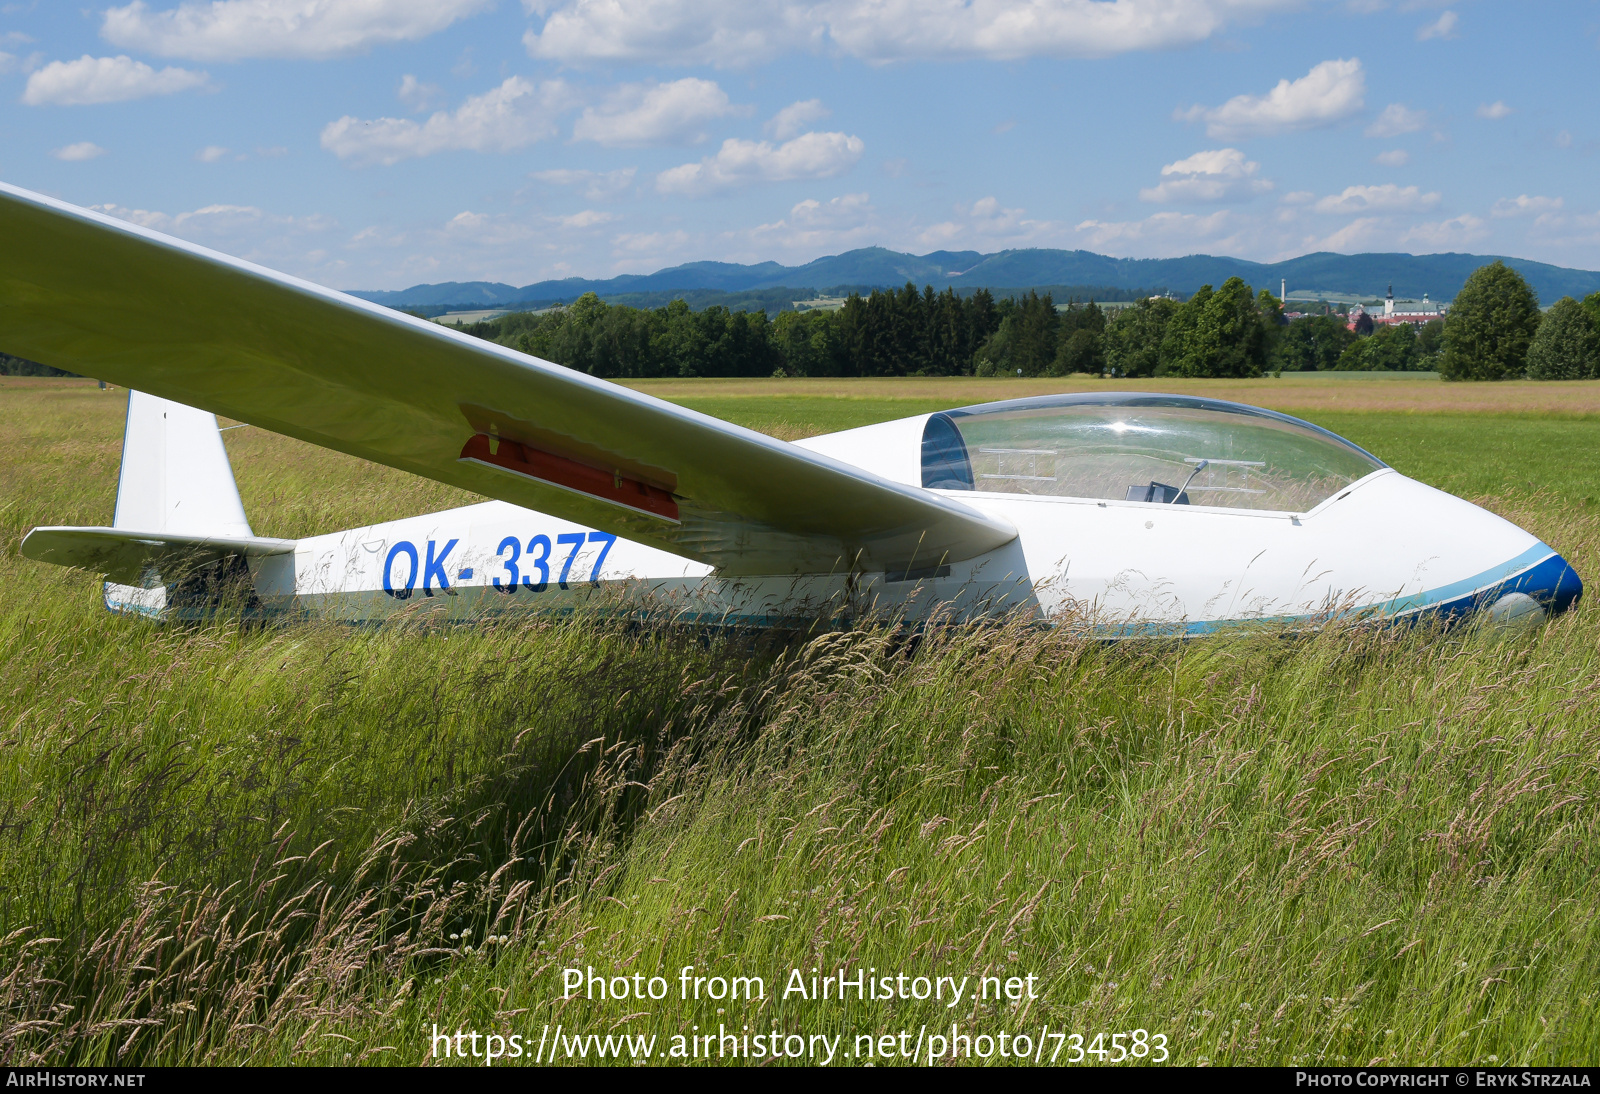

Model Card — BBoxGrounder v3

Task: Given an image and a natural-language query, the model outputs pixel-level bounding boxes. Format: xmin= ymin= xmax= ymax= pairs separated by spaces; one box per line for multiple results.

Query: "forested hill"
xmin=349 ymin=247 xmax=1600 ymax=311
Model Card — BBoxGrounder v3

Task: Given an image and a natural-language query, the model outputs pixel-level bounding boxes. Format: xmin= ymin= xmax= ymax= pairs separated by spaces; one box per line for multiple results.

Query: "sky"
xmin=1 ymin=0 xmax=1596 ymax=291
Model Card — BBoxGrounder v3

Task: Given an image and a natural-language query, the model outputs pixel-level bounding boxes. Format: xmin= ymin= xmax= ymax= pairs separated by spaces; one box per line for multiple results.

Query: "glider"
xmin=2 ymin=182 xmax=1580 ymax=632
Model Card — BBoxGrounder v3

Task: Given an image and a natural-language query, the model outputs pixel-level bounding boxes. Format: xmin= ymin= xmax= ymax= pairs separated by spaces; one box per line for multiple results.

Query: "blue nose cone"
xmin=1500 ymin=551 xmax=1583 ymax=616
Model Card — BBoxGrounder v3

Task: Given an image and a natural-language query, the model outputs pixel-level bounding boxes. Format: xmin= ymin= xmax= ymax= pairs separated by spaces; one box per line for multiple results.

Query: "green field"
xmin=663 ymin=393 xmax=1600 ymax=507
xmin=650 ymin=375 xmax=1600 ymax=508
xmin=2 ymin=376 xmax=1598 ymax=1067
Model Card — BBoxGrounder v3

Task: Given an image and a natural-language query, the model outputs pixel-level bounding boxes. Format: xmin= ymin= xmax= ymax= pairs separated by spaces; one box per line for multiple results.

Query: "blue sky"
xmin=1 ymin=0 xmax=1595 ymax=291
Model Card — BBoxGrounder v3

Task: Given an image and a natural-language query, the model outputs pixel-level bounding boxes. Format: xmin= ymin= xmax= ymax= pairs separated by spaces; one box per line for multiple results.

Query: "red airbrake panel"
xmin=459 ymin=433 xmax=680 ymax=522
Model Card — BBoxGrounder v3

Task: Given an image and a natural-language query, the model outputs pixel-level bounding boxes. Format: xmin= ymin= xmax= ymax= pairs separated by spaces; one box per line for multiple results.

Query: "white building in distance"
xmin=1376 ymin=284 xmax=1448 ymax=326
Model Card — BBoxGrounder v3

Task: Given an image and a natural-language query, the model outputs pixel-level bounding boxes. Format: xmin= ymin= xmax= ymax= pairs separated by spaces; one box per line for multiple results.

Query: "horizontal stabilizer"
xmin=21 ymin=526 xmax=295 ymax=585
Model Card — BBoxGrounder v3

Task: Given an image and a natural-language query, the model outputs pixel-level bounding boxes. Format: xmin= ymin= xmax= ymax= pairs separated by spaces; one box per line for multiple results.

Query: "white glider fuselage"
xmin=224 ymin=462 xmax=1559 ymax=633
xmin=91 ymin=396 xmax=1563 ymax=634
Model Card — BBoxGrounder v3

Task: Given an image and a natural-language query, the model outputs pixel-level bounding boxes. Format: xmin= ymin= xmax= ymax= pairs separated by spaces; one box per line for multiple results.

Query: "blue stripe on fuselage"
xmin=1172 ymin=542 xmax=1581 ymax=637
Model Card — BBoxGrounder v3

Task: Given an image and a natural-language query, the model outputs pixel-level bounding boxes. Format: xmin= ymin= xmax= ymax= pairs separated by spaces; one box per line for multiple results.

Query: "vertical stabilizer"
xmin=106 ymin=391 xmax=254 ymax=617
xmin=114 ymin=390 xmax=252 ymax=537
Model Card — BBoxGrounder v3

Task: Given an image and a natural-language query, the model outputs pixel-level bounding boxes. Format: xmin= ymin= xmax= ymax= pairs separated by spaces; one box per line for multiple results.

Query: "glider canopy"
xmin=923 ymin=393 xmax=1386 ymax=513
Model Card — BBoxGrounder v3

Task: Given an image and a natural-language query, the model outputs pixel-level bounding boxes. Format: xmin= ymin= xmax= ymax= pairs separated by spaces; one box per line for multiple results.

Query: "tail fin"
xmin=21 ymin=391 xmax=291 ymax=619
xmin=114 ymin=390 xmax=253 ymax=537
xmin=103 ymin=391 xmax=257 ymax=617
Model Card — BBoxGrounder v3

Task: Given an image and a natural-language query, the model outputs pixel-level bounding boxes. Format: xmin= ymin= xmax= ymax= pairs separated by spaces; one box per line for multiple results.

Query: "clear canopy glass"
xmin=922 ymin=394 xmax=1386 ymax=513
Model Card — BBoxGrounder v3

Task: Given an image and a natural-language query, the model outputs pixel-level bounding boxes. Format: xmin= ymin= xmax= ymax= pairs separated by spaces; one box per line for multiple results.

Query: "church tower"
xmin=1385 ymin=283 xmax=1394 ymax=318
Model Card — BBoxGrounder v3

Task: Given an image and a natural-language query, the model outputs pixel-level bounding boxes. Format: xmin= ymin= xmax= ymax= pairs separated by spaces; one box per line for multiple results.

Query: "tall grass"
xmin=1 ymin=381 xmax=1597 ymax=1065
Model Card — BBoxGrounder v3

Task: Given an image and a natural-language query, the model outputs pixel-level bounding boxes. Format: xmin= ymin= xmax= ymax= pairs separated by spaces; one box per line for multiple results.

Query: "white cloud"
xmin=91 ymin=201 xmax=337 ymax=254
xmin=1073 ymin=209 xmax=1241 ymax=254
xmin=52 ymin=141 xmax=107 ymax=161
xmin=613 ymin=229 xmax=690 ymax=252
xmin=1415 ymin=10 xmax=1456 ymax=40
xmin=610 ymin=229 xmax=694 ymax=269
xmin=23 ymin=54 xmax=209 ymax=106
xmin=572 ymin=78 xmax=741 ymax=147
xmin=1399 ymin=213 xmax=1488 ymax=248
xmin=824 ymin=0 xmax=1293 ymax=61
xmin=918 ymin=195 xmax=1060 ymax=249
xmin=1373 ymin=148 xmax=1409 ymax=167
xmin=1476 ymin=100 xmax=1512 ymax=120
xmin=1313 ymin=184 xmax=1439 ymax=215
xmin=347 ymin=225 xmax=409 ymax=252
xmin=766 ymin=98 xmax=830 ymax=141
xmin=1177 ymin=58 xmax=1364 ymax=140
xmin=343 ymin=206 xmax=636 ymax=283
xmin=531 ymin=167 xmax=638 ymax=201
xmin=440 ymin=209 xmax=621 ymax=246
xmin=742 ymin=192 xmax=876 ymax=254
xmin=197 ymin=144 xmax=229 ymax=162
xmin=789 ymin=191 xmax=870 ymax=226
xmin=398 ymin=74 xmax=443 ymax=112
xmin=655 ymin=130 xmax=864 ymax=195
xmin=1312 ymin=216 xmax=1384 ymax=252
xmin=428 ymin=212 xmax=543 ymax=252
xmin=526 ymin=0 xmax=810 ymax=66
xmin=1491 ymin=194 xmax=1563 ymax=218
xmin=524 ymin=0 xmax=1301 ymax=66
xmin=555 ymin=209 xmax=620 ymax=229
xmin=1365 ymin=102 xmax=1426 ymax=138
xmin=320 ymin=77 xmax=576 ymax=165
xmin=0 ymin=38 xmax=42 ymax=76
xmin=101 ymin=0 xmax=492 ymax=61
xmin=1138 ymin=147 xmax=1272 ymax=203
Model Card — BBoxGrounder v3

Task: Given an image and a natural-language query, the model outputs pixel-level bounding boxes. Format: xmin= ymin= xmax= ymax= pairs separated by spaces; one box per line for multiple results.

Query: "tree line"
xmin=458 ymin=278 xmax=1309 ymax=380
xmin=0 ymin=353 xmax=76 ymax=378
xmin=458 ymin=286 xmax=1010 ymax=379
xmin=3 ymin=260 xmax=1588 ymax=384
xmin=1434 ymin=261 xmax=1600 ymax=381
xmin=446 ymin=260 xmax=1600 ymax=382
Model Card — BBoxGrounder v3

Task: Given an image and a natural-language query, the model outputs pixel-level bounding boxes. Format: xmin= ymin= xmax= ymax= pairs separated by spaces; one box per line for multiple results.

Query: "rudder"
xmin=106 ymin=391 xmax=255 ymax=617
xmin=114 ymin=390 xmax=253 ymax=537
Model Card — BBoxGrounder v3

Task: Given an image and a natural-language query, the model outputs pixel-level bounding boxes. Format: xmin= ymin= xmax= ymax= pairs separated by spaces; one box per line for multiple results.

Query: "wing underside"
xmin=0 ymin=183 xmax=1015 ymax=575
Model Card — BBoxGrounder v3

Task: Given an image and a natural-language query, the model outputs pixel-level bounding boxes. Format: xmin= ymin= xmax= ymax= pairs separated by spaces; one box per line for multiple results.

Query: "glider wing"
xmin=0 ymin=183 xmax=1015 ymax=575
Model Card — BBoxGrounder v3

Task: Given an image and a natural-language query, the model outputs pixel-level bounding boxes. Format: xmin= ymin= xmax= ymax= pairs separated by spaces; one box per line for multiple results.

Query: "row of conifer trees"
xmin=458 ymin=261 xmax=1599 ymax=382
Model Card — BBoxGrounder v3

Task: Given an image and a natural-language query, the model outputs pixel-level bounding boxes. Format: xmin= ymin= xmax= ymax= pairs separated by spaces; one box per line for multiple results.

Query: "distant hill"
xmin=350 ymin=247 xmax=1600 ymax=312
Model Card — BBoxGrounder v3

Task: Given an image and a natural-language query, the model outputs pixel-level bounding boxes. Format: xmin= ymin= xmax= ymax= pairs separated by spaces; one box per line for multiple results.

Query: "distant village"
xmin=1280 ymin=284 xmax=1449 ymax=331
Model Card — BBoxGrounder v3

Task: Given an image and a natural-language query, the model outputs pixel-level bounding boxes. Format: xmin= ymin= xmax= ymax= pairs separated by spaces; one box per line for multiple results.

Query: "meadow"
xmin=1 ymin=374 xmax=1598 ymax=1067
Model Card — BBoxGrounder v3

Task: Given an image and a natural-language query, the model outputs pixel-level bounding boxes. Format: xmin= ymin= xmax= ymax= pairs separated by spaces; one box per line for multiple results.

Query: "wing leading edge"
xmin=0 ymin=182 xmax=1014 ymax=575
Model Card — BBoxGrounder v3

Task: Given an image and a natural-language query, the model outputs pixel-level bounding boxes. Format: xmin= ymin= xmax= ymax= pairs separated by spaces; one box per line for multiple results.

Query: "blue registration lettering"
xmin=556 ymin=532 xmax=587 ymax=589
xmin=525 ymin=535 xmax=551 ymax=592
xmin=494 ymin=536 xmax=520 ymax=593
xmin=586 ymin=532 xmax=617 ymax=586
xmin=423 ymin=539 xmax=459 ymax=597
xmin=383 ymin=541 xmax=418 ymax=599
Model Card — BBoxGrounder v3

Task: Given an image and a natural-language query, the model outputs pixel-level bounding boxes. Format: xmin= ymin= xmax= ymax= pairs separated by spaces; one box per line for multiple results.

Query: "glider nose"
xmin=1486 ymin=550 xmax=1582 ymax=624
